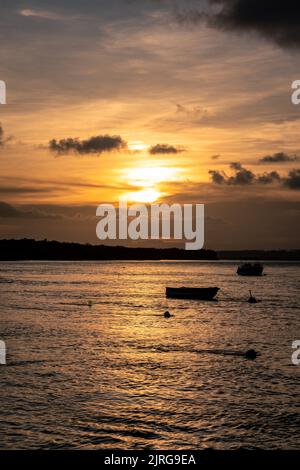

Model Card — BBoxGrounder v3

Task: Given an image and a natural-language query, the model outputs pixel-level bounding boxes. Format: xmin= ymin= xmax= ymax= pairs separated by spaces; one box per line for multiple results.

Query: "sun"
xmin=121 ymin=165 xmax=182 ymax=203
xmin=126 ymin=166 xmax=179 ymax=188
xmin=126 ymin=189 xmax=162 ymax=203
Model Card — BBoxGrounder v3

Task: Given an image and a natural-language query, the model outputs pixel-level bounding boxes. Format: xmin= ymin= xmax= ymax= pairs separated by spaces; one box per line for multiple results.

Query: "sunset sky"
xmin=0 ymin=0 xmax=300 ymax=249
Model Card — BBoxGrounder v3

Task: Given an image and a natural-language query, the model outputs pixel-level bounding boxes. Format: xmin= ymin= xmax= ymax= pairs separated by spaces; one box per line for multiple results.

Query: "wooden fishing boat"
xmin=166 ymin=286 xmax=219 ymax=300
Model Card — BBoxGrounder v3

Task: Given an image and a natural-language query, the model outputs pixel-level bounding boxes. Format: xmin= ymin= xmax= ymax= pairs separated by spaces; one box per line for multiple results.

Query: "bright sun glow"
xmin=126 ymin=167 xmax=179 ymax=187
xmin=126 ymin=189 xmax=162 ymax=203
xmin=121 ymin=166 xmax=182 ymax=203
xmin=128 ymin=141 xmax=149 ymax=152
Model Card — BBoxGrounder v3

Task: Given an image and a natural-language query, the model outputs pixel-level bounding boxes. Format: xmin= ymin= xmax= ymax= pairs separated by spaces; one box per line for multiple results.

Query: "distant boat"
xmin=237 ymin=263 xmax=264 ymax=276
xmin=166 ymin=287 xmax=219 ymax=300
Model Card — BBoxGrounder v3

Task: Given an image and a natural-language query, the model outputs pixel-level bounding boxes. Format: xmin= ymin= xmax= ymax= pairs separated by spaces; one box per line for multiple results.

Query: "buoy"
xmin=164 ymin=311 xmax=171 ymax=318
xmin=245 ymin=349 xmax=257 ymax=359
xmin=248 ymin=290 xmax=257 ymax=304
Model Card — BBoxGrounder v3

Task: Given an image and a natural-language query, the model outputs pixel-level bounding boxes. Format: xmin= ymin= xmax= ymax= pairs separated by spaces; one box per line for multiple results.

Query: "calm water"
xmin=0 ymin=261 xmax=299 ymax=450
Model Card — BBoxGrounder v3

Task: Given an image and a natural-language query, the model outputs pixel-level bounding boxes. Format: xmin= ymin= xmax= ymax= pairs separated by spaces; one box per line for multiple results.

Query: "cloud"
xmin=209 ymin=170 xmax=227 ymax=184
xmin=0 ymin=124 xmax=13 ymax=147
xmin=0 ymin=186 xmax=52 ymax=195
xmin=227 ymin=162 xmax=255 ymax=184
xmin=230 ymin=162 xmax=242 ymax=170
xmin=19 ymin=9 xmax=65 ymax=21
xmin=175 ymin=0 xmax=300 ymax=49
xmin=176 ymin=103 xmax=210 ymax=119
xmin=284 ymin=169 xmax=300 ymax=190
xmin=0 ymin=202 xmax=23 ymax=218
xmin=257 ymin=171 xmax=281 ymax=185
xmin=149 ymin=143 xmax=185 ymax=155
xmin=259 ymin=152 xmax=299 ymax=163
xmin=0 ymin=201 xmax=61 ymax=219
xmin=209 ymin=162 xmax=281 ymax=186
xmin=49 ymin=135 xmax=127 ymax=155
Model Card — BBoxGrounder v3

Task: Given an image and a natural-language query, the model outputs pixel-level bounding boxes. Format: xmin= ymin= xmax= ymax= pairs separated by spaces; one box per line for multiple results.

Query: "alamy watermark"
xmin=96 ymin=201 xmax=204 ymax=250
xmin=0 ymin=80 xmax=6 ymax=104
xmin=292 ymin=340 xmax=300 ymax=365
xmin=291 ymin=80 xmax=300 ymax=105
xmin=0 ymin=340 xmax=6 ymax=365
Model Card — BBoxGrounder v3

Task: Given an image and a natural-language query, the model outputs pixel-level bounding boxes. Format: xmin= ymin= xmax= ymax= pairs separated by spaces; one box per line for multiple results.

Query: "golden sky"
xmin=0 ymin=0 xmax=300 ymax=248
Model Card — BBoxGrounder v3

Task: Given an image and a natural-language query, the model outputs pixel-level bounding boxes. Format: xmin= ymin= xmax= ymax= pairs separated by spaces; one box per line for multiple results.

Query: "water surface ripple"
xmin=0 ymin=261 xmax=299 ymax=449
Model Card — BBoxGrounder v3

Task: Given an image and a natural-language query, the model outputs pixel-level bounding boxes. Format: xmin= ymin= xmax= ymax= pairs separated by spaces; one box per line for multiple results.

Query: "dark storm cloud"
xmin=49 ymin=135 xmax=127 ymax=155
xmin=175 ymin=0 xmax=300 ymax=49
xmin=209 ymin=163 xmax=281 ymax=186
xmin=259 ymin=152 xmax=299 ymax=163
xmin=149 ymin=144 xmax=185 ymax=155
xmin=284 ymin=169 xmax=300 ymax=190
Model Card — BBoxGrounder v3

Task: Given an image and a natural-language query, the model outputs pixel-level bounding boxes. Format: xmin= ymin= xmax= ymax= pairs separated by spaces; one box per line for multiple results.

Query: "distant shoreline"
xmin=0 ymin=238 xmax=217 ymax=261
xmin=217 ymin=250 xmax=300 ymax=261
xmin=0 ymin=239 xmax=300 ymax=261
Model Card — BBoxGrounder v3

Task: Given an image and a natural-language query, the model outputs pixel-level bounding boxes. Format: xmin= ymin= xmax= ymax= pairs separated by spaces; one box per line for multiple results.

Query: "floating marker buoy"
xmin=245 ymin=349 xmax=257 ymax=359
xmin=248 ymin=290 xmax=257 ymax=304
xmin=164 ymin=311 xmax=171 ymax=318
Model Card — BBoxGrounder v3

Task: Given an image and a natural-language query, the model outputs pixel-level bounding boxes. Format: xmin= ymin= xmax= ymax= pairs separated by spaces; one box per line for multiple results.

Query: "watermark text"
xmin=96 ymin=201 xmax=204 ymax=250
xmin=291 ymin=80 xmax=300 ymax=105
xmin=292 ymin=340 xmax=300 ymax=365
xmin=0 ymin=80 xmax=6 ymax=104
xmin=0 ymin=340 xmax=6 ymax=365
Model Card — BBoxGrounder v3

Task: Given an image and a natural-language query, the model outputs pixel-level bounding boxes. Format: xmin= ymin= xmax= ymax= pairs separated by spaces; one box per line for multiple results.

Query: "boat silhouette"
xmin=237 ymin=263 xmax=264 ymax=276
xmin=166 ymin=287 xmax=219 ymax=300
